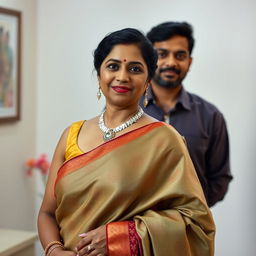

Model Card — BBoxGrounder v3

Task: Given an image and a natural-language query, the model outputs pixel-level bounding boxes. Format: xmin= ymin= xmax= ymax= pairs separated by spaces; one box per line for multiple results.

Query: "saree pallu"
xmin=55 ymin=122 xmax=215 ymax=255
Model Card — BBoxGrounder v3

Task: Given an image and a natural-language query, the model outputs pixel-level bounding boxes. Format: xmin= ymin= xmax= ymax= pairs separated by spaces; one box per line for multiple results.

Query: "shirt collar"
xmin=146 ymin=85 xmax=191 ymax=111
xmin=176 ymin=87 xmax=191 ymax=110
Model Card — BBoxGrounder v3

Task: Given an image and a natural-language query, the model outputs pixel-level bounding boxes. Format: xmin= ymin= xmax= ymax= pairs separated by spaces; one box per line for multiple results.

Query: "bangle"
xmin=44 ymin=241 xmax=64 ymax=256
xmin=47 ymin=244 xmax=65 ymax=256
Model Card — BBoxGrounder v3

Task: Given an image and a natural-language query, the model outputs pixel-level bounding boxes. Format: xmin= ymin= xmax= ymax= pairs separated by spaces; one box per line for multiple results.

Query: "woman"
xmin=38 ymin=28 xmax=215 ymax=256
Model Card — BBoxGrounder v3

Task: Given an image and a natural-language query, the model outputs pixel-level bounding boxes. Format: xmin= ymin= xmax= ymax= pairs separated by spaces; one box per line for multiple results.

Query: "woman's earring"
xmin=143 ymin=87 xmax=149 ymax=107
xmin=97 ymin=87 xmax=102 ymax=100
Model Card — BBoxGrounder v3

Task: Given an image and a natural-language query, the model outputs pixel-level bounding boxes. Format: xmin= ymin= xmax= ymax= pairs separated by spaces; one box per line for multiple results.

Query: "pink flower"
xmin=25 ymin=154 xmax=51 ymax=178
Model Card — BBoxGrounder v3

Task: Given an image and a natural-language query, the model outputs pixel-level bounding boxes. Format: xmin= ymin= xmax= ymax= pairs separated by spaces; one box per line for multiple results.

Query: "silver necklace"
xmin=98 ymin=107 xmax=144 ymax=141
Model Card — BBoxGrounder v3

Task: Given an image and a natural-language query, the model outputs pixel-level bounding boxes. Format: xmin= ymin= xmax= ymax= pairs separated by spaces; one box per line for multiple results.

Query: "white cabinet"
xmin=0 ymin=229 xmax=38 ymax=256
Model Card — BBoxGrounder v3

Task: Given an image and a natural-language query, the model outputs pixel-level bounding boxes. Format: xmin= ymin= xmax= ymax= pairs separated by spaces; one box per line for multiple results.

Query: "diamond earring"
xmin=97 ymin=87 xmax=102 ymax=100
xmin=143 ymin=87 xmax=149 ymax=107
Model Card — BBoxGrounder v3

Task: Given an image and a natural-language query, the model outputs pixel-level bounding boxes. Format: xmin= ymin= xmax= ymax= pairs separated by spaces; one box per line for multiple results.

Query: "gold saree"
xmin=55 ymin=122 xmax=215 ymax=255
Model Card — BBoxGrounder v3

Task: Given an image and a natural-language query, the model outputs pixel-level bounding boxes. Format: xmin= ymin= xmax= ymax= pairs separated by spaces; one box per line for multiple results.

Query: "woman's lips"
xmin=111 ymin=86 xmax=131 ymax=93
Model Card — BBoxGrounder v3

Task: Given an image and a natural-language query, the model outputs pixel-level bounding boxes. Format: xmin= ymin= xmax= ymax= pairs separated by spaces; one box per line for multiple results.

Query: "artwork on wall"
xmin=0 ymin=7 xmax=21 ymax=123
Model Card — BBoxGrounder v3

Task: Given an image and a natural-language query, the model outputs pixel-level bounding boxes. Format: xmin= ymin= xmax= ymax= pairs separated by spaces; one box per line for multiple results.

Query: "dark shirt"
xmin=140 ymin=86 xmax=233 ymax=207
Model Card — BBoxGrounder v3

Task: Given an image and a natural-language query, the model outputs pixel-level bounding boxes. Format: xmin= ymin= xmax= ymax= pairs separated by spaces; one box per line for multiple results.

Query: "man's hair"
xmin=147 ymin=22 xmax=195 ymax=55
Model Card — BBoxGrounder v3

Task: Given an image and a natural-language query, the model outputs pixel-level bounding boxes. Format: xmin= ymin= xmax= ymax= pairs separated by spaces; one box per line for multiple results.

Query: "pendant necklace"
xmin=98 ymin=107 xmax=144 ymax=141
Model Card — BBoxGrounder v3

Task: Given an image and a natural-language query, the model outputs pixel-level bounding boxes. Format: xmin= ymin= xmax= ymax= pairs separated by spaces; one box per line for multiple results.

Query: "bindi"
xmin=123 ymin=59 xmax=127 ymax=62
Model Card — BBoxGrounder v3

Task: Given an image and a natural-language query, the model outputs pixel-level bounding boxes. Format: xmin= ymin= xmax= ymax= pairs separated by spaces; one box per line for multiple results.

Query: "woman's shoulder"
xmin=149 ymin=121 xmax=187 ymax=148
xmin=61 ymin=120 xmax=85 ymax=142
xmin=70 ymin=120 xmax=85 ymax=129
xmin=59 ymin=120 xmax=86 ymax=149
xmin=78 ymin=116 xmax=99 ymax=127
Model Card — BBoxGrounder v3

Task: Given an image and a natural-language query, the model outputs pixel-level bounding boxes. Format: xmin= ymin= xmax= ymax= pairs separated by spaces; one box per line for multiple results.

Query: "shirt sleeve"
xmin=206 ymin=111 xmax=233 ymax=207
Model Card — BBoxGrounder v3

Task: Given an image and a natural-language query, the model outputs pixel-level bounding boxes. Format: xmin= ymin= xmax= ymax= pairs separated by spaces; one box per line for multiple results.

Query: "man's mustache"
xmin=159 ymin=67 xmax=181 ymax=75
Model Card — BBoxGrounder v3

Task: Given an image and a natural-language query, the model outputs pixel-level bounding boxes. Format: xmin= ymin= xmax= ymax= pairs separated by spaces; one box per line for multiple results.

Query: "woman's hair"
xmin=94 ymin=28 xmax=158 ymax=79
xmin=147 ymin=22 xmax=195 ymax=55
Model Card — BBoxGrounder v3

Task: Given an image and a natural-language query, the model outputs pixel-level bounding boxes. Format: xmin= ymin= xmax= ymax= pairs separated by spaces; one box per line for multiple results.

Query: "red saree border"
xmin=55 ymin=122 xmax=165 ymax=188
xmin=128 ymin=221 xmax=142 ymax=256
xmin=107 ymin=221 xmax=142 ymax=256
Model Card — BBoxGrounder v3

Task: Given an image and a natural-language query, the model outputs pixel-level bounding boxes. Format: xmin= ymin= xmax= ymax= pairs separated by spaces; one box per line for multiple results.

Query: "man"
xmin=140 ymin=22 xmax=232 ymax=207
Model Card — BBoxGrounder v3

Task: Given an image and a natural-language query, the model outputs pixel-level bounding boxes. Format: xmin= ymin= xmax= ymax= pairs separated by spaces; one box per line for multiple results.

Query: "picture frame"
xmin=0 ymin=7 xmax=21 ymax=123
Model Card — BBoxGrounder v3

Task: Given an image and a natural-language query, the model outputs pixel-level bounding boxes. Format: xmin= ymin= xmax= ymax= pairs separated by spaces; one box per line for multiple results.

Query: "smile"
xmin=111 ymin=86 xmax=131 ymax=93
xmin=162 ymin=70 xmax=177 ymax=76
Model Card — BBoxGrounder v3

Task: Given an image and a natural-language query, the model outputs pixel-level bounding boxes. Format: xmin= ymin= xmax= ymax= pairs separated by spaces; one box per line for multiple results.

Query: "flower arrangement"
xmin=25 ymin=154 xmax=51 ymax=187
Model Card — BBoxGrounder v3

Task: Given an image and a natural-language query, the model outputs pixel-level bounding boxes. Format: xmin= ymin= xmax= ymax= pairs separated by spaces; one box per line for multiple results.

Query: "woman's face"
xmin=98 ymin=44 xmax=149 ymax=108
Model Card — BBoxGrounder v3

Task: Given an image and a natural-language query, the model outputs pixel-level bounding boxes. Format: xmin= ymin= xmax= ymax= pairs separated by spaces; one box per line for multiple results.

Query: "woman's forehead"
xmin=105 ymin=44 xmax=145 ymax=62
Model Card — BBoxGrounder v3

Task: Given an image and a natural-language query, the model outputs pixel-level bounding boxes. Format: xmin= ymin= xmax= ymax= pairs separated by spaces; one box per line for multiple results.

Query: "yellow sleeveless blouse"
xmin=65 ymin=121 xmax=85 ymax=161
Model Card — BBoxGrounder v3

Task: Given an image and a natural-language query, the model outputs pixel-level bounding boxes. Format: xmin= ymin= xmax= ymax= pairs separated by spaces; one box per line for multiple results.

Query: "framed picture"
xmin=0 ymin=7 xmax=21 ymax=123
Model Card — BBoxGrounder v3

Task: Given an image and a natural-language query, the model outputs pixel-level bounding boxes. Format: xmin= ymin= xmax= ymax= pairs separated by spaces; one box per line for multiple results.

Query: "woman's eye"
xmin=130 ymin=66 xmax=142 ymax=73
xmin=107 ymin=63 xmax=119 ymax=71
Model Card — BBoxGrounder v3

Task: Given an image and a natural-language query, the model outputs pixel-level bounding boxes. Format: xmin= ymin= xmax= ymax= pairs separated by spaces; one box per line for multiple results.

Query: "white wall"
xmin=40 ymin=0 xmax=256 ymax=255
xmin=0 ymin=0 xmax=253 ymax=254
xmin=0 ymin=0 xmax=37 ymax=231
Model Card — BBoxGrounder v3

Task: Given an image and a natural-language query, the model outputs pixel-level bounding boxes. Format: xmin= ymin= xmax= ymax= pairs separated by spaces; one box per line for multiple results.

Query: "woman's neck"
xmin=103 ymin=104 xmax=141 ymax=128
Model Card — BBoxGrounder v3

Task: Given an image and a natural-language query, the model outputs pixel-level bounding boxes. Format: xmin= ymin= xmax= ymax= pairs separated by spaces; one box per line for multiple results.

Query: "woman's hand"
xmin=75 ymin=225 xmax=107 ymax=256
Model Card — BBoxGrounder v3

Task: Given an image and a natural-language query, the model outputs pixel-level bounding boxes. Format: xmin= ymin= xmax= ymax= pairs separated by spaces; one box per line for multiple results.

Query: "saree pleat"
xmin=55 ymin=122 xmax=215 ymax=255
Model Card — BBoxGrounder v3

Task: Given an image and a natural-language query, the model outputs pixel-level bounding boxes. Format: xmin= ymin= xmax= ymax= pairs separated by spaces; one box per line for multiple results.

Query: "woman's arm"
xmin=37 ymin=127 xmax=76 ymax=255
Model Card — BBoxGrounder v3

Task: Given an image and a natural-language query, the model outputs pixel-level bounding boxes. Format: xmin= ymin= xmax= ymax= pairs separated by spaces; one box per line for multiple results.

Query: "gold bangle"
xmin=47 ymin=244 xmax=65 ymax=256
xmin=44 ymin=241 xmax=63 ymax=256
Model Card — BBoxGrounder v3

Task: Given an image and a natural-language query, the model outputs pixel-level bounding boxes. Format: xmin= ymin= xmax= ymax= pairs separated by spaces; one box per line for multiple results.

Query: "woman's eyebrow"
xmin=105 ymin=59 xmax=144 ymax=66
xmin=128 ymin=61 xmax=144 ymax=67
xmin=105 ymin=58 xmax=121 ymax=64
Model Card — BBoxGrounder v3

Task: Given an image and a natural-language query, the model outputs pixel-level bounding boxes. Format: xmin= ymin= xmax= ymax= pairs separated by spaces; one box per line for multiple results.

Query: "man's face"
xmin=153 ymin=35 xmax=192 ymax=88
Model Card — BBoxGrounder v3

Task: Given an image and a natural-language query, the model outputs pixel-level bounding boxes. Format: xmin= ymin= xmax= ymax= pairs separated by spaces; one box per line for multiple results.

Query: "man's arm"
xmin=206 ymin=112 xmax=233 ymax=207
